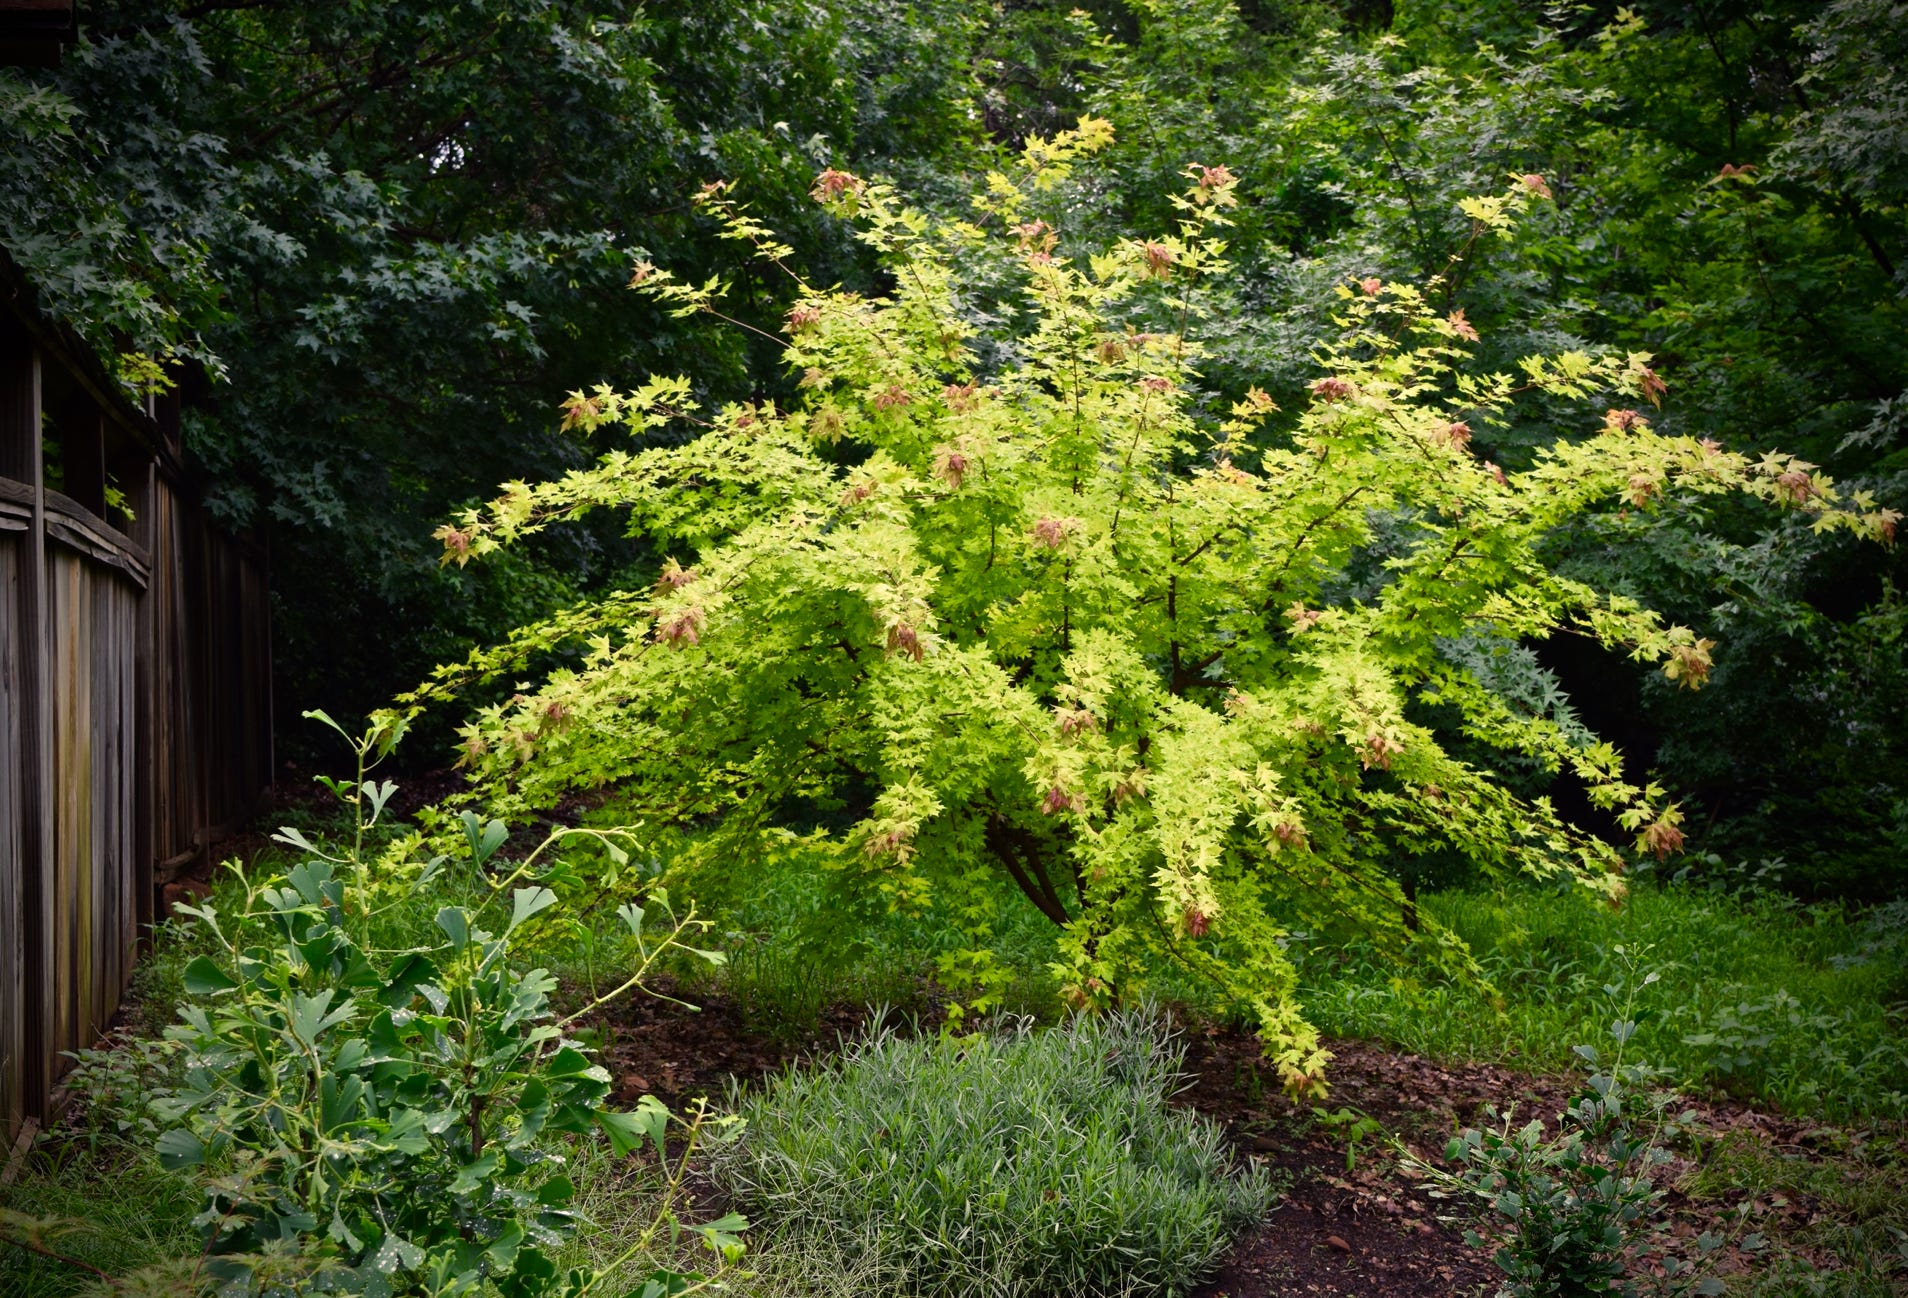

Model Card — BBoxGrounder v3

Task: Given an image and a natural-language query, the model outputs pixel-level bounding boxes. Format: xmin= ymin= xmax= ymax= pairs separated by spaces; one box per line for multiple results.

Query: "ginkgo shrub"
xmin=409 ymin=123 xmax=1896 ymax=1088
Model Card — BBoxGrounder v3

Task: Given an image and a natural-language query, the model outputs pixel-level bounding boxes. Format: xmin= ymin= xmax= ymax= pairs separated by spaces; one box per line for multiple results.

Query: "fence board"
xmin=0 ymin=529 xmax=24 ymax=1139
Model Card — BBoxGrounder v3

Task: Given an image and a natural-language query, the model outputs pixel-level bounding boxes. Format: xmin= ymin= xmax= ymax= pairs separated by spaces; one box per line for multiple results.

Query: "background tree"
xmin=1 ymin=0 xmax=981 ymax=758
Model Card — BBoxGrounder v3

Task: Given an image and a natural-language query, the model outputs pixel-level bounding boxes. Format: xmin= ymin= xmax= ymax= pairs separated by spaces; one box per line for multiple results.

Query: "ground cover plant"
xmin=1423 ymin=957 xmax=1757 ymax=1298
xmin=711 ymin=1010 xmax=1273 ymax=1297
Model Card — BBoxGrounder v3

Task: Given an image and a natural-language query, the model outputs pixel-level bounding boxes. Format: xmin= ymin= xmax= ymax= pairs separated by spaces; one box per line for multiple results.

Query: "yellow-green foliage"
xmin=404 ymin=128 xmax=1892 ymax=1088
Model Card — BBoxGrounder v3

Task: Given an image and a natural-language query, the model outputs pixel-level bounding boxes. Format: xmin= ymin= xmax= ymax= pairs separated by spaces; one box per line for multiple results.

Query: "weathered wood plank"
xmin=0 ymin=325 xmax=30 ymax=1142
xmin=0 ymin=336 xmax=55 ymax=1129
xmin=0 ymin=290 xmax=273 ymax=1146
xmin=44 ymin=543 xmax=142 ymax=1084
xmin=0 ymin=533 xmax=23 ymax=1140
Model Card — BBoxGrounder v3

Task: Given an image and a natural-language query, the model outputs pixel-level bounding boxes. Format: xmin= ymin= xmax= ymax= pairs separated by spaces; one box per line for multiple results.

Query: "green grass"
xmin=703 ymin=935 xmax=930 ymax=1041
xmin=1292 ymin=885 xmax=1908 ymax=1120
xmin=1682 ymin=1129 xmax=1908 ymax=1298
xmin=681 ymin=842 xmax=1907 ymax=1123
xmin=675 ymin=835 xmax=1907 ymax=1121
xmin=708 ymin=1010 xmax=1275 ymax=1298
xmin=0 ymin=1131 xmax=200 ymax=1295
xmin=0 ymin=891 xmax=232 ymax=1297
xmin=547 ymin=1139 xmax=894 ymax=1298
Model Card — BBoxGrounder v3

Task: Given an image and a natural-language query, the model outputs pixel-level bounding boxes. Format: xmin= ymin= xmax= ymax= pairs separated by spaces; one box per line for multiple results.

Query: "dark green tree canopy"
xmin=3 ymin=0 xmax=1903 ymax=893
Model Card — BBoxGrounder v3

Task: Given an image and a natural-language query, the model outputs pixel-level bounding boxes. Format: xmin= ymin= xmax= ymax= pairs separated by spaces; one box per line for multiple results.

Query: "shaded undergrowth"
xmin=1291 ymin=886 xmax=1908 ymax=1121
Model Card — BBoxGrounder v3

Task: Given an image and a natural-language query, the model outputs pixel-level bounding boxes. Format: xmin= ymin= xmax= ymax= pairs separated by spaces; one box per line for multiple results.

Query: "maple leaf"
xmin=433 ymin=523 xmax=474 ymax=567
xmin=1031 ymin=517 xmax=1078 ymax=549
xmin=886 ymin=623 xmax=925 ymax=661
xmin=933 ymin=446 xmax=970 ymax=489
xmin=1774 ymin=468 xmax=1816 ymax=505
xmin=1041 ymin=786 xmax=1083 ymax=816
xmin=655 ymin=558 xmax=696 ymax=591
xmin=1056 ymin=706 xmax=1097 ymax=736
xmin=1662 ymin=637 xmax=1715 ymax=689
xmin=655 ymin=607 xmax=706 ymax=647
xmin=811 ymin=168 xmax=863 ymax=202
xmin=1196 ymin=164 xmax=1235 ymax=191
xmin=1639 ymin=814 xmax=1686 ymax=860
xmin=1362 ymin=733 xmax=1400 ymax=770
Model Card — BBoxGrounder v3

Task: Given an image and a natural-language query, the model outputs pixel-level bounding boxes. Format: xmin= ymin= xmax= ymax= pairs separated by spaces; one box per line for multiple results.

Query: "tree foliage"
xmin=963 ymin=0 xmax=1908 ymax=893
xmin=9 ymin=0 xmax=1904 ymax=885
xmin=0 ymin=0 xmax=984 ymax=752
xmin=406 ymin=146 xmax=1889 ymax=1078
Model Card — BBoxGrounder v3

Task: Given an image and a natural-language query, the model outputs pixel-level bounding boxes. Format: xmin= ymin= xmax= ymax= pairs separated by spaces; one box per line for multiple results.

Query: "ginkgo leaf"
xmin=508 ymin=886 xmax=559 ymax=934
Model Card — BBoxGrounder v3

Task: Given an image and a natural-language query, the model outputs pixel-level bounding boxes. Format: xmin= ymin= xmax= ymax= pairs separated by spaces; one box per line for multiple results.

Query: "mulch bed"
xmin=588 ymin=988 xmax=1520 ymax=1297
xmin=43 ymin=949 xmax=1876 ymax=1297
xmin=584 ymin=985 xmax=1861 ymax=1297
xmin=1180 ymin=1032 xmax=1515 ymax=1298
xmin=1178 ymin=1030 xmax=1866 ymax=1297
xmin=121 ymin=803 xmax=1882 ymax=1295
xmin=593 ymin=984 xmax=895 ymax=1109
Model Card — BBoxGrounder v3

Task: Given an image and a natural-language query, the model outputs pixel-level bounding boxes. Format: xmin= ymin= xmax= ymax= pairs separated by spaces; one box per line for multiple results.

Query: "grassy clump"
xmin=0 ymin=1144 xmax=199 ymax=1296
xmin=1295 ymin=885 xmax=1908 ymax=1119
xmin=710 ymin=1011 xmax=1273 ymax=1298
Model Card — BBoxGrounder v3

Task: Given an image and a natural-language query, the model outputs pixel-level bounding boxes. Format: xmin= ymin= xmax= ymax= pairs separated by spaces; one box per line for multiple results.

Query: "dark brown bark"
xmin=984 ymin=814 xmax=1071 ymax=926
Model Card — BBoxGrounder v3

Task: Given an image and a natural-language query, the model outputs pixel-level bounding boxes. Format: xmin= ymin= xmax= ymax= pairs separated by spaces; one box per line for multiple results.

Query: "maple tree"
xmin=408 ymin=130 xmax=1894 ymax=1085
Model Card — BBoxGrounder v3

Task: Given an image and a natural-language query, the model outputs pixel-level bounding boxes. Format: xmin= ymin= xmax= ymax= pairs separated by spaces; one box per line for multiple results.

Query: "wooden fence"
xmin=0 ymin=265 xmax=272 ymax=1152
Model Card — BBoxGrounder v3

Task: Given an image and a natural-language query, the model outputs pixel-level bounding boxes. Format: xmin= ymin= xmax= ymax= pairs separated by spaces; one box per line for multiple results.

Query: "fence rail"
xmin=0 ymin=264 xmax=272 ymax=1150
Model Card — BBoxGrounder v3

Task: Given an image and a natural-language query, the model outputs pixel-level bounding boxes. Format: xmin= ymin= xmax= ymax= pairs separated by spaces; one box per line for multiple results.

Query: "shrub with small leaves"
xmin=410 ymin=129 xmax=1894 ymax=1089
